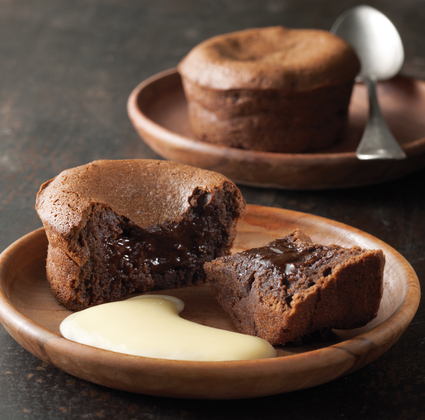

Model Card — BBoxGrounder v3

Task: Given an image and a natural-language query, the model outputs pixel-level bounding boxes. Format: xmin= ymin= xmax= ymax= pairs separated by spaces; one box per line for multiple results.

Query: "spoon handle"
xmin=356 ymin=76 xmax=406 ymax=160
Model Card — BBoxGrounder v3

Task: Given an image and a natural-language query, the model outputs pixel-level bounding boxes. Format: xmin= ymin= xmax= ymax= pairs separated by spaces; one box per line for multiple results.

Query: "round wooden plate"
xmin=127 ymin=69 xmax=425 ymax=189
xmin=0 ymin=205 xmax=420 ymax=399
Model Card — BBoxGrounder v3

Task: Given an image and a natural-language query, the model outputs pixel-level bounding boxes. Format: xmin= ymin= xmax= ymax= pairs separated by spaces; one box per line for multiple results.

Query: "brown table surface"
xmin=1 ymin=0 xmax=424 ymax=419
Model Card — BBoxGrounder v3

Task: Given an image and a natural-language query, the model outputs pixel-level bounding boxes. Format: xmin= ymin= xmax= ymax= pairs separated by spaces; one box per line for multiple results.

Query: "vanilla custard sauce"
xmin=60 ymin=295 xmax=277 ymax=361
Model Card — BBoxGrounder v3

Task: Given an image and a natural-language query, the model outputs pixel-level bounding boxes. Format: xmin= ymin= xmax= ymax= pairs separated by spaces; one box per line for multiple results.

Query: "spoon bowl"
xmin=332 ymin=5 xmax=406 ymax=160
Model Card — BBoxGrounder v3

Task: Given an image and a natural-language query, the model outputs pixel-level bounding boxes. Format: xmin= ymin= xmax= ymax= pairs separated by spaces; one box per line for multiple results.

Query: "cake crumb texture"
xmin=204 ymin=229 xmax=385 ymax=345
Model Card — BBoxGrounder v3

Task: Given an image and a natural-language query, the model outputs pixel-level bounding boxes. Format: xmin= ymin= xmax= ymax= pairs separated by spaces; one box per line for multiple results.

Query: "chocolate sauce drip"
xmin=242 ymin=241 xmax=311 ymax=273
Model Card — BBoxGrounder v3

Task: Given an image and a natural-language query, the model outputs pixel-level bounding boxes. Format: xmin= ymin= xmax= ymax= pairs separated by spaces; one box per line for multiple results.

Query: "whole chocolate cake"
xmin=204 ymin=229 xmax=385 ymax=345
xmin=36 ymin=159 xmax=246 ymax=310
xmin=178 ymin=26 xmax=361 ymax=153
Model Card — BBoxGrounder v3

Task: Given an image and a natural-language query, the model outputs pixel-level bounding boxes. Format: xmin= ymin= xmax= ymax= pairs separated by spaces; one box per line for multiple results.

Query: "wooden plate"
xmin=0 ymin=205 xmax=420 ymax=399
xmin=127 ymin=69 xmax=425 ymax=189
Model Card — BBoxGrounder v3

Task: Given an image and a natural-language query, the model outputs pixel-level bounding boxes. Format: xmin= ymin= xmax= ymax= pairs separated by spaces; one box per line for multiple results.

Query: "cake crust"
xmin=178 ymin=26 xmax=360 ymax=91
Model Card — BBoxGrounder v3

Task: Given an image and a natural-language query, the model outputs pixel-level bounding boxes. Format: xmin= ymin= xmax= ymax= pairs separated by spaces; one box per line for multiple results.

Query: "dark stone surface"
xmin=0 ymin=0 xmax=424 ymax=418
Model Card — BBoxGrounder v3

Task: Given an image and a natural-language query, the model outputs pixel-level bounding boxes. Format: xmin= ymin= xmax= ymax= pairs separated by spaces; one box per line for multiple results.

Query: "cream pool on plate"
xmin=60 ymin=295 xmax=277 ymax=362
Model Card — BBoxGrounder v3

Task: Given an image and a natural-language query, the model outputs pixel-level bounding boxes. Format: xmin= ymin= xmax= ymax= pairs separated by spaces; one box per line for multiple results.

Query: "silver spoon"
xmin=331 ymin=5 xmax=406 ymax=160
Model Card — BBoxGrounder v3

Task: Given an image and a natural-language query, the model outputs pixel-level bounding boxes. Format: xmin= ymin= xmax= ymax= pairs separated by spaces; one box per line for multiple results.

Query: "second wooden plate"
xmin=128 ymin=69 xmax=425 ymax=189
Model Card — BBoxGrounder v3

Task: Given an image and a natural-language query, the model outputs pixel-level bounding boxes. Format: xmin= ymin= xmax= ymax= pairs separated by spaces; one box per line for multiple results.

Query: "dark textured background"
xmin=1 ymin=1 xmax=424 ymax=419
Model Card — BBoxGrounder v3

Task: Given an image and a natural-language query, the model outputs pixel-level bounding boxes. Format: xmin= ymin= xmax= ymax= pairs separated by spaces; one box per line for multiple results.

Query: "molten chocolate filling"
xmin=240 ymin=239 xmax=336 ymax=297
xmin=243 ymin=242 xmax=311 ymax=271
xmin=105 ymin=212 xmax=219 ymax=282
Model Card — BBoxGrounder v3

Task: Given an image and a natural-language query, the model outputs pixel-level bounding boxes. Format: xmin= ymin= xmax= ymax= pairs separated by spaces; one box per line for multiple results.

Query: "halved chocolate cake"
xmin=36 ymin=159 xmax=246 ymax=310
xmin=204 ymin=229 xmax=385 ymax=345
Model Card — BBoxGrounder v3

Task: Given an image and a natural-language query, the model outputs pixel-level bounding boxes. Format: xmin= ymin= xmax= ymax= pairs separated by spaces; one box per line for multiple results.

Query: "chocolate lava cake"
xmin=204 ymin=229 xmax=385 ymax=345
xmin=178 ymin=26 xmax=360 ymax=153
xmin=36 ymin=159 xmax=246 ymax=310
